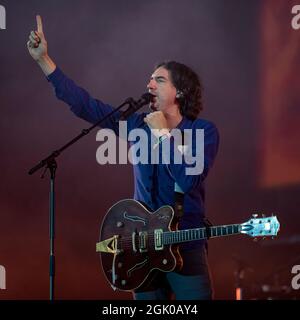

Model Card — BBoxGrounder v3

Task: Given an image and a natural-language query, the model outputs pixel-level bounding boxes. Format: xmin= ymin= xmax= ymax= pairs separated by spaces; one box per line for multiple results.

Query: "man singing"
xmin=28 ymin=15 xmax=219 ymax=300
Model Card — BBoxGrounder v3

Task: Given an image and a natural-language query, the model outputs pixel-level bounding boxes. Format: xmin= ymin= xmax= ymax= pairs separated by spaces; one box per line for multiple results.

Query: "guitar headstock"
xmin=240 ymin=215 xmax=280 ymax=238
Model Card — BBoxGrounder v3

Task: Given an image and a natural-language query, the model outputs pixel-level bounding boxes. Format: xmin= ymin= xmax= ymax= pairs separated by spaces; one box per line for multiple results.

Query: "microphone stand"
xmin=28 ymin=97 xmax=137 ymax=301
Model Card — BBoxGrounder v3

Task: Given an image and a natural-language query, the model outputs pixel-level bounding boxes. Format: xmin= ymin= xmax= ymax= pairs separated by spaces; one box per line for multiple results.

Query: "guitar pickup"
xmin=138 ymin=231 xmax=148 ymax=253
xmin=154 ymin=229 xmax=164 ymax=251
xmin=132 ymin=232 xmax=137 ymax=253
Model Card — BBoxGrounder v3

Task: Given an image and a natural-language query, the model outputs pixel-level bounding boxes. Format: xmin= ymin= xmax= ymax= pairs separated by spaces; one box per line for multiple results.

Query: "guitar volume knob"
xmin=117 ymin=221 xmax=124 ymax=227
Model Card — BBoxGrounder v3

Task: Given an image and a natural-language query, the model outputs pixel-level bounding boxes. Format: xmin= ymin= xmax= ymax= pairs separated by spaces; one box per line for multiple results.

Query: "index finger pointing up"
xmin=36 ymin=15 xmax=43 ymax=33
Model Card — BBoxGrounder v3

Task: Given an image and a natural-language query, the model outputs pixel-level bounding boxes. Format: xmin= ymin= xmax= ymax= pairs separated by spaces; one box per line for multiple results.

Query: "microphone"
xmin=119 ymin=93 xmax=154 ymax=120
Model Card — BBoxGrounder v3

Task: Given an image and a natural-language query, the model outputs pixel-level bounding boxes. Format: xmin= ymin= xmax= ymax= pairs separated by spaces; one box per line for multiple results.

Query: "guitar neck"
xmin=163 ymin=224 xmax=242 ymax=245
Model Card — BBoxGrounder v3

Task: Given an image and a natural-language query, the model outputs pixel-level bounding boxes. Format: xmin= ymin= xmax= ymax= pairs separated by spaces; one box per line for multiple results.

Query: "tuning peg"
xmin=253 ymin=237 xmax=258 ymax=242
xmin=252 ymin=214 xmax=258 ymax=218
xmin=262 ymin=214 xmax=265 ymax=217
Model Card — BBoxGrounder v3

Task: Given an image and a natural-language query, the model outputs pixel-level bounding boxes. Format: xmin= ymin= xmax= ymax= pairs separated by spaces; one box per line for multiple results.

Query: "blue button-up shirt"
xmin=47 ymin=67 xmax=219 ymax=250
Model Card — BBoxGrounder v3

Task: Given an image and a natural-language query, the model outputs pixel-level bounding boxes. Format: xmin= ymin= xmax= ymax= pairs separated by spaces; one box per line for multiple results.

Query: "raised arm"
xmin=27 ymin=15 xmax=56 ymax=76
xmin=26 ymin=15 xmax=145 ymax=135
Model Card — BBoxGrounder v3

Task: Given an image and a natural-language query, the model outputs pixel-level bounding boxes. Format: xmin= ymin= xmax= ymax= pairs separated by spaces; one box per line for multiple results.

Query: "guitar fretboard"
xmin=163 ymin=224 xmax=241 ymax=245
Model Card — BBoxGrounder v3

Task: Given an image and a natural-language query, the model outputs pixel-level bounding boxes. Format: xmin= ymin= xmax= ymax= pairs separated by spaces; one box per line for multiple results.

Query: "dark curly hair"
xmin=154 ymin=61 xmax=203 ymax=120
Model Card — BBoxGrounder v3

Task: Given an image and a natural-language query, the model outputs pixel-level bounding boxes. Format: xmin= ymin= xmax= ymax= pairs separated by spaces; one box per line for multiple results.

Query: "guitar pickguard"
xmin=127 ymin=257 xmax=149 ymax=277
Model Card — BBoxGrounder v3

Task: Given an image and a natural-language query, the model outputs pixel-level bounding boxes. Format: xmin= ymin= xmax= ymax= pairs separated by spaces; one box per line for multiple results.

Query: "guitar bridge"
xmin=96 ymin=235 xmax=120 ymax=254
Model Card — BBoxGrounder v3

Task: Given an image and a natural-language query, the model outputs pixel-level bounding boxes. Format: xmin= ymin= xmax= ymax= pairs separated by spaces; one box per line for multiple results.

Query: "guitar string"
xmin=117 ymin=228 xmax=240 ymax=248
xmin=116 ymin=225 xmax=239 ymax=243
xmin=117 ymin=226 xmax=240 ymax=243
xmin=118 ymin=230 xmax=207 ymax=244
xmin=100 ymin=221 xmax=274 ymax=250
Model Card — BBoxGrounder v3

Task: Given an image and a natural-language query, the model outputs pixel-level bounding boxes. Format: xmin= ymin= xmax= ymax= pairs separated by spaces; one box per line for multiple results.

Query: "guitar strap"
xmin=173 ymin=130 xmax=185 ymax=220
xmin=174 ymin=183 xmax=213 ymax=233
xmin=203 ymin=217 xmax=213 ymax=239
xmin=173 ymin=131 xmax=214 ymax=241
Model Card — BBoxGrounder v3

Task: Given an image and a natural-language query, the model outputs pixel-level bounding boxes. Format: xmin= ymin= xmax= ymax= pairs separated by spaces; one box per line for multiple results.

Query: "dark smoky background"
xmin=0 ymin=0 xmax=299 ymax=299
